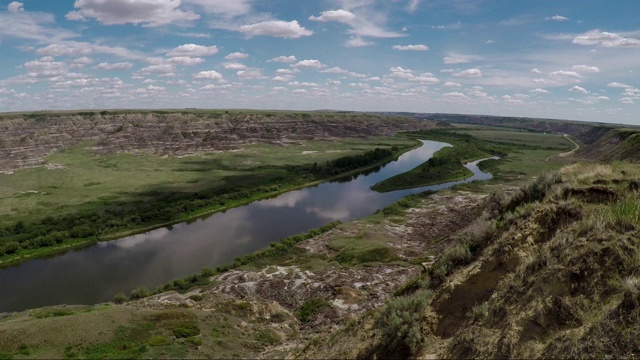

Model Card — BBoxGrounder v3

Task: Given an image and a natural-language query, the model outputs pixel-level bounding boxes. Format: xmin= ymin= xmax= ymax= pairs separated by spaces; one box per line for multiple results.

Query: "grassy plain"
xmin=0 ymin=137 xmax=415 ymax=227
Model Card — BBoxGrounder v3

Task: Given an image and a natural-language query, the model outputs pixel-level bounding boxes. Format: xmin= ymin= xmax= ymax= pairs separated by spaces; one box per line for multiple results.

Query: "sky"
xmin=0 ymin=1 xmax=639 ymax=124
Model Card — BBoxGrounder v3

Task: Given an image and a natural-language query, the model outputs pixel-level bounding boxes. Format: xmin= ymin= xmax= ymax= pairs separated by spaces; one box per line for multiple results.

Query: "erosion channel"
xmin=0 ymin=140 xmax=492 ymax=312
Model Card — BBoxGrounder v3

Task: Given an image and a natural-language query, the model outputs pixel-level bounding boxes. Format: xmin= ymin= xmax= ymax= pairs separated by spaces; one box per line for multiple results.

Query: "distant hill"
xmin=0 ymin=110 xmax=435 ymax=172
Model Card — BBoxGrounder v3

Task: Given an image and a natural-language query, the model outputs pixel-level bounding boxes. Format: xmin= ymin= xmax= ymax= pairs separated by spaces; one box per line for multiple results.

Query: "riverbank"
xmin=0 ymin=140 xmax=422 ymax=267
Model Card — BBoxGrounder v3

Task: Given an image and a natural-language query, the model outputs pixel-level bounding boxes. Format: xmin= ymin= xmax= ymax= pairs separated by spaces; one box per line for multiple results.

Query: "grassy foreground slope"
xmin=300 ymin=163 xmax=640 ymax=359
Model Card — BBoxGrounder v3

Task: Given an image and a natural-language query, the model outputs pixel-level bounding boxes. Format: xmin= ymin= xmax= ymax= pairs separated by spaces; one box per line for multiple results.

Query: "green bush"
xmin=4 ymin=242 xmax=20 ymax=255
xmin=130 ymin=287 xmax=150 ymax=300
xmin=147 ymin=335 xmax=169 ymax=347
xmin=172 ymin=323 xmax=200 ymax=338
xmin=17 ymin=344 xmax=30 ymax=356
xmin=373 ymin=290 xmax=432 ymax=358
xmin=188 ymin=294 xmax=204 ymax=302
xmin=467 ymin=302 xmax=489 ymax=322
xmin=112 ymin=293 xmax=128 ymax=304
xmin=296 ymin=298 xmax=332 ymax=323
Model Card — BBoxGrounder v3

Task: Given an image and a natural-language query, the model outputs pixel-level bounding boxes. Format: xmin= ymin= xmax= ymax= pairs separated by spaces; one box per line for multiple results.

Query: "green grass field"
xmin=0 ymin=137 xmax=415 ymax=227
xmin=462 ymin=129 xmax=573 ymax=149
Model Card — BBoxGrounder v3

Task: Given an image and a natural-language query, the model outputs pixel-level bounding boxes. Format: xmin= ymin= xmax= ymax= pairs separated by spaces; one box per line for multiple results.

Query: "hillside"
xmin=576 ymin=128 xmax=640 ymax=163
xmin=0 ymin=110 xmax=434 ymax=172
xmin=300 ymin=164 xmax=640 ymax=359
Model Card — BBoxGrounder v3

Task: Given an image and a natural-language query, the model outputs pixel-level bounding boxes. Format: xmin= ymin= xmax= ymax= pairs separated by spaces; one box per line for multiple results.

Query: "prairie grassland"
xmin=0 ymin=137 xmax=415 ymax=226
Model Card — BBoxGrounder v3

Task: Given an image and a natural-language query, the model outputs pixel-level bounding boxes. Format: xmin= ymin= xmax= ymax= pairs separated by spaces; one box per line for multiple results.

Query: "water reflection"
xmin=0 ymin=141 xmax=492 ymax=312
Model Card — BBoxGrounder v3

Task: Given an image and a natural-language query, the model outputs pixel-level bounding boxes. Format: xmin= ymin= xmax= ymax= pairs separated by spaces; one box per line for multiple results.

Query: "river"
xmin=0 ymin=140 xmax=493 ymax=312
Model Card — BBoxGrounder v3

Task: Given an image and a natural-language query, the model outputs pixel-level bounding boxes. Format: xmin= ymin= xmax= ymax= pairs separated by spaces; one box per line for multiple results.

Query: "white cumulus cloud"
xmin=569 ymin=85 xmax=589 ymax=94
xmin=392 ymin=44 xmax=429 ymax=51
xmin=546 ymin=15 xmax=569 ymax=21
xmin=167 ymin=44 xmax=219 ymax=57
xmin=572 ymin=29 xmax=640 ymax=48
xmin=168 ymin=56 xmax=204 ymax=66
xmin=530 ymin=88 xmax=550 ymax=94
xmin=237 ymin=69 xmax=266 ymax=79
xmin=66 ymin=0 xmax=200 ymax=27
xmin=193 ymin=70 xmax=224 ymax=80
xmin=309 ymin=9 xmax=356 ymax=23
xmin=443 ymin=92 xmax=469 ymax=100
xmin=571 ymin=65 xmax=600 ymax=73
xmin=225 ymin=52 xmax=248 ymax=60
xmin=550 ymin=70 xmax=582 ymax=79
xmin=321 ymin=67 xmax=349 ymax=74
xmin=93 ymin=62 xmax=133 ymax=70
xmin=453 ymin=68 xmax=482 ymax=78
xmin=607 ymin=82 xmax=632 ymax=88
xmin=292 ymin=59 xmax=325 ymax=69
xmin=239 ymin=20 xmax=312 ymax=38
xmin=223 ymin=62 xmax=247 ymax=70
xmin=269 ymin=55 xmax=297 ymax=63
xmin=8 ymin=1 xmax=24 ymax=13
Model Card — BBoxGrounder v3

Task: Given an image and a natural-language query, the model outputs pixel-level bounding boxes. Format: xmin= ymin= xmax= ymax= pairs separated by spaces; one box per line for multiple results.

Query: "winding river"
xmin=0 ymin=140 xmax=493 ymax=312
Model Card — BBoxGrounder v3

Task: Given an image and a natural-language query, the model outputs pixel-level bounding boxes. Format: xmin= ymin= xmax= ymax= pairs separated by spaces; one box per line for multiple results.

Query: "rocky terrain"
xmin=0 ymin=111 xmax=434 ymax=172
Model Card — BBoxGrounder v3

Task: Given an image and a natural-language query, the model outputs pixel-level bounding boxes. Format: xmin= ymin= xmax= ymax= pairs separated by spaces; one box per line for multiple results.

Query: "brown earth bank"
xmin=0 ymin=111 xmax=434 ymax=172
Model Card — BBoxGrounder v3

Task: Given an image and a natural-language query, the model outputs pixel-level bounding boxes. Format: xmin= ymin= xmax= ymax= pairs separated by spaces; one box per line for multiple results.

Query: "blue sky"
xmin=0 ymin=1 xmax=638 ymax=124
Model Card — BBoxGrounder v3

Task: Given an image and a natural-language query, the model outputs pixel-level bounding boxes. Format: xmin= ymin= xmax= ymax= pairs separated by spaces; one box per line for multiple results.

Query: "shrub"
xmin=235 ymin=301 xmax=251 ymax=311
xmin=373 ymin=290 xmax=432 ymax=358
xmin=4 ymin=242 xmax=20 ymax=255
xmin=296 ymin=298 xmax=332 ymax=323
xmin=130 ymin=287 xmax=150 ymax=300
xmin=112 ymin=293 xmax=128 ymax=304
xmin=172 ymin=323 xmax=200 ymax=338
xmin=17 ymin=344 xmax=30 ymax=356
xmin=467 ymin=302 xmax=489 ymax=322
xmin=188 ymin=294 xmax=204 ymax=302
xmin=147 ymin=335 xmax=169 ymax=347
